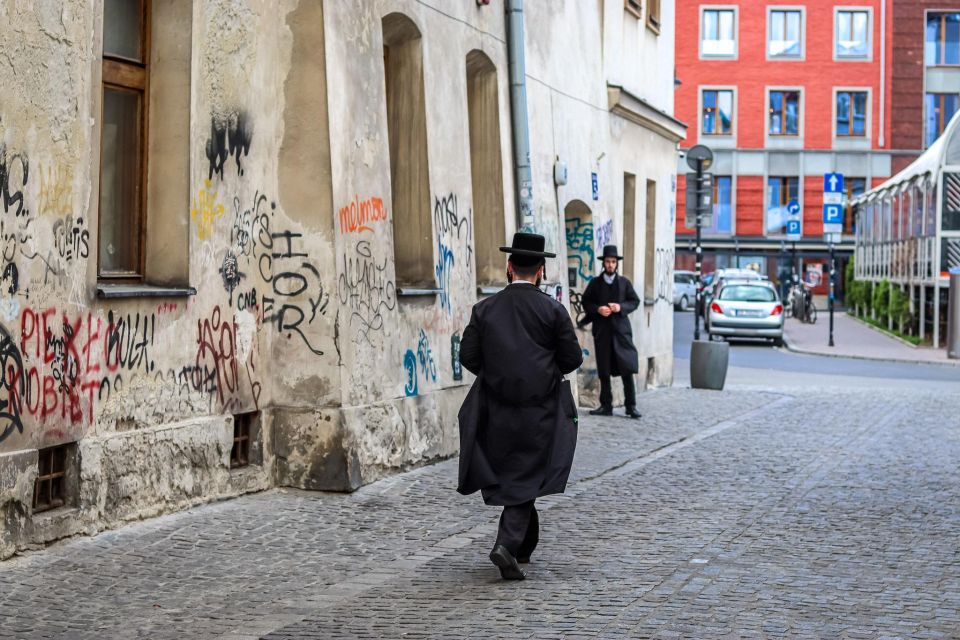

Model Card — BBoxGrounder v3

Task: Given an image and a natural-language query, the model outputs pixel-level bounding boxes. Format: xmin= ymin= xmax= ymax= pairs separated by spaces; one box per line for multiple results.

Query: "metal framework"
xmin=851 ymin=111 xmax=960 ymax=347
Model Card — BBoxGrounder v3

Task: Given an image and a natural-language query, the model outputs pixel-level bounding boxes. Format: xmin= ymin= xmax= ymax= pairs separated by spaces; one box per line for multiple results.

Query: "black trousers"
xmin=599 ymin=373 xmax=636 ymax=410
xmin=495 ymin=499 xmax=539 ymax=559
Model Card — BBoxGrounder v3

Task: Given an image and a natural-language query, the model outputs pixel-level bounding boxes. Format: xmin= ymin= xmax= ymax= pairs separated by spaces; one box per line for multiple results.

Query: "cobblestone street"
xmin=2 ymin=384 xmax=959 ymax=639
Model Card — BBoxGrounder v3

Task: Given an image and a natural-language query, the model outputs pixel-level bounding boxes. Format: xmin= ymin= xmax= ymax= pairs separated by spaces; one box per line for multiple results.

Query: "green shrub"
xmin=889 ymin=286 xmax=911 ymax=328
xmin=844 ymin=258 xmax=855 ymax=302
xmin=873 ymin=279 xmax=890 ymax=321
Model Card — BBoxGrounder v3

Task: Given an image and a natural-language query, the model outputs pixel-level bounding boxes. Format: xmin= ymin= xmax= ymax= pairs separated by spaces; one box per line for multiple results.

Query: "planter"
xmin=690 ymin=340 xmax=729 ymax=390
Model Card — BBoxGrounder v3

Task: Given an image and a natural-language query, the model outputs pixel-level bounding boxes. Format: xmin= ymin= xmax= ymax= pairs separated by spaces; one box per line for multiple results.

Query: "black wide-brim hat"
xmin=500 ymin=232 xmax=556 ymax=258
xmin=598 ymin=244 xmax=623 ymax=260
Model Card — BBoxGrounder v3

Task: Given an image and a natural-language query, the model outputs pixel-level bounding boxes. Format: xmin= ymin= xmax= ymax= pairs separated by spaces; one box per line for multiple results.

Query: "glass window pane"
xmin=853 ymin=93 xmax=867 ymax=135
xmin=926 ymin=15 xmax=941 ymax=65
xmin=926 ymin=93 xmax=938 ymax=146
xmin=785 ymin=93 xmax=799 ymax=135
xmin=99 ymin=87 xmax=142 ymax=275
xmin=714 ymin=176 xmax=732 ymax=234
xmin=769 ymin=92 xmax=782 ymax=134
xmin=719 ymin=11 xmax=734 ymax=41
xmin=718 ymin=91 xmax=733 ymax=134
xmin=837 ymin=92 xmax=850 ymax=135
xmin=947 ymin=15 xmax=960 ymax=65
xmin=704 ymin=10 xmax=718 ymax=40
xmin=103 ymin=0 xmax=143 ymax=61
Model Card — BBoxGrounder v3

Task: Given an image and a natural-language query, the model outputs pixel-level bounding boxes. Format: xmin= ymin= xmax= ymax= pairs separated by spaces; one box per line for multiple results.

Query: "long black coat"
xmin=457 ymin=283 xmax=583 ymax=506
xmin=580 ymin=274 xmax=640 ymax=376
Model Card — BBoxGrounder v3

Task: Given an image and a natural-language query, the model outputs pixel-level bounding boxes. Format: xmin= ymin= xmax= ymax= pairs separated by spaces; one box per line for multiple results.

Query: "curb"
xmin=781 ymin=334 xmax=960 ymax=368
xmin=846 ymin=313 xmax=920 ymax=349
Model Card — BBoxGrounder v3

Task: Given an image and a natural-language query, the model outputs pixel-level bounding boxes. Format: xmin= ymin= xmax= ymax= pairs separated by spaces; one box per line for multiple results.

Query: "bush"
xmin=872 ymin=279 xmax=890 ymax=320
xmin=844 ymin=258 xmax=855 ymax=302
xmin=889 ymin=286 xmax=911 ymax=329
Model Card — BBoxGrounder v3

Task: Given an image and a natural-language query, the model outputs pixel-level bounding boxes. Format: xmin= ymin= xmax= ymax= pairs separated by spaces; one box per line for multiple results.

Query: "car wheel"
xmin=679 ymin=296 xmax=689 ymax=312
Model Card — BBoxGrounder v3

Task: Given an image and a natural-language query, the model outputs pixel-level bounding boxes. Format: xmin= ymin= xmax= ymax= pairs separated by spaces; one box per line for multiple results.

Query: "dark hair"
xmin=509 ymin=256 xmax=544 ymax=278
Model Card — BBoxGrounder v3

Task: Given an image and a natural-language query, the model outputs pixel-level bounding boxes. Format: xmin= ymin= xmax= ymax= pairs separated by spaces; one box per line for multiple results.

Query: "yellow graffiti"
xmin=191 ymin=180 xmax=225 ymax=241
xmin=37 ymin=163 xmax=73 ymax=216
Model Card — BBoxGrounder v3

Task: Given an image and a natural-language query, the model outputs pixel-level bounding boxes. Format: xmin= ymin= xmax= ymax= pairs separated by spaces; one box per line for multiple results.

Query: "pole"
xmin=694 ymin=159 xmax=704 ymax=341
xmin=828 ymin=241 xmax=836 ymax=347
xmin=506 ymin=0 xmax=535 ymax=231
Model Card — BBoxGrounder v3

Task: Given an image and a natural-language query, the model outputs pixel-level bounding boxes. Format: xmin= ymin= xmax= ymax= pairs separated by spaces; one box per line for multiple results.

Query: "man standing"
xmin=580 ymin=244 xmax=641 ymax=419
xmin=457 ymin=232 xmax=583 ymax=581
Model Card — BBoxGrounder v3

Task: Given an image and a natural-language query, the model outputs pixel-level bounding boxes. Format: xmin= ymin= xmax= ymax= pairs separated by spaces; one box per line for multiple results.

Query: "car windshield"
xmin=718 ymin=285 xmax=776 ymax=302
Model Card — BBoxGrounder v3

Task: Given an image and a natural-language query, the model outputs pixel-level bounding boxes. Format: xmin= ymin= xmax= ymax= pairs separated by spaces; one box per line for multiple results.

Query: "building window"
xmin=99 ymin=0 xmax=149 ymax=280
xmin=625 ymin=0 xmax=642 ymax=19
xmin=768 ymin=9 xmax=802 ymax=58
xmin=926 ymin=12 xmax=960 ymax=66
xmin=701 ymin=8 xmax=736 ymax=57
xmin=766 ymin=177 xmax=799 ymax=235
xmin=768 ymin=90 xmax=800 ymax=136
xmin=382 ymin=13 xmax=434 ymax=287
xmin=844 ymin=178 xmax=866 ymax=235
xmin=702 ymin=89 xmax=733 ymax=135
xmin=623 ymin=173 xmax=637 ymax=281
xmin=706 ymin=176 xmax=732 ymax=234
xmin=644 ymin=180 xmax=657 ymax=300
xmin=33 ymin=444 xmax=72 ymax=513
xmin=466 ymin=50 xmax=505 ymax=287
xmin=836 ymin=10 xmax=869 ymax=58
xmin=925 ymin=93 xmax=960 ymax=147
xmin=647 ymin=0 xmax=661 ymax=33
xmin=836 ymin=91 xmax=867 ymax=137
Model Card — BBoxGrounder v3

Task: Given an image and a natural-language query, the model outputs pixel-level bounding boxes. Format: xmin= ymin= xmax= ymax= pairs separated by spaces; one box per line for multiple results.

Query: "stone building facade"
xmin=0 ymin=0 xmax=681 ymax=559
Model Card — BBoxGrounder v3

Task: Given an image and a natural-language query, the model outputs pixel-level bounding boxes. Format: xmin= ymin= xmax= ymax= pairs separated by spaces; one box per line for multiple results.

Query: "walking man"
xmin=457 ymin=232 xmax=583 ymax=581
xmin=581 ymin=244 xmax=641 ymax=419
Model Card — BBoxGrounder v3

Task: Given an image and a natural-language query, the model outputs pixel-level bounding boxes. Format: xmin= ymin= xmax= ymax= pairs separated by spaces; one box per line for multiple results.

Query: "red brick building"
xmin=674 ymin=1 xmax=895 ymax=296
xmin=890 ymin=1 xmax=960 ymax=173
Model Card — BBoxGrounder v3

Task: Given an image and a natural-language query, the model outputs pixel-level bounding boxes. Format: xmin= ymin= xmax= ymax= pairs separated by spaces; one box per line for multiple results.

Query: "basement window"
xmin=231 ymin=411 xmax=260 ymax=468
xmin=34 ymin=444 xmax=72 ymax=513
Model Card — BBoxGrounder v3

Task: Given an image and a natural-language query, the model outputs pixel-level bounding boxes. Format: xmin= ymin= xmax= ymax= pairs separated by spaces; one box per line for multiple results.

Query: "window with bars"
xmin=768 ymin=90 xmax=800 ymax=136
xmin=702 ymin=89 xmax=733 ymax=135
xmin=836 ymin=10 xmax=869 ymax=58
xmin=99 ymin=0 xmax=150 ymax=280
xmin=231 ymin=411 xmax=260 ymax=469
xmin=925 ymin=93 xmax=959 ymax=147
xmin=836 ymin=91 xmax=867 ymax=137
xmin=34 ymin=445 xmax=72 ymax=513
xmin=926 ymin=13 xmax=960 ymax=66
xmin=769 ymin=9 xmax=802 ymax=58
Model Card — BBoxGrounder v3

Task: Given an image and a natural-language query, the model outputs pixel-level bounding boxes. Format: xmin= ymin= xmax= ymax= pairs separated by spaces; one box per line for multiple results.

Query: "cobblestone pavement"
xmin=2 ymin=385 xmax=959 ymax=639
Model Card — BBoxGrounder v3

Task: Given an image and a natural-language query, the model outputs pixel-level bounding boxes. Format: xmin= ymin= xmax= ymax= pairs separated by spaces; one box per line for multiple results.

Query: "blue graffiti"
xmin=417 ymin=329 xmax=437 ymax=383
xmin=403 ymin=349 xmax=418 ymax=397
xmin=565 ymin=217 xmax=594 ymax=283
xmin=435 ymin=235 xmax=455 ymax=313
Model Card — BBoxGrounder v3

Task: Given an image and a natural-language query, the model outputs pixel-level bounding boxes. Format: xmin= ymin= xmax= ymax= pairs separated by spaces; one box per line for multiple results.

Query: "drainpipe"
xmin=879 ymin=0 xmax=886 ymax=147
xmin=506 ymin=0 xmax=535 ymax=232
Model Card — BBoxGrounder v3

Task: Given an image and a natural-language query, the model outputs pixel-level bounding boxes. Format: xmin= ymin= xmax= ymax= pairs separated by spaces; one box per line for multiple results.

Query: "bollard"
xmin=948 ymin=267 xmax=960 ymax=359
xmin=690 ymin=340 xmax=730 ymax=390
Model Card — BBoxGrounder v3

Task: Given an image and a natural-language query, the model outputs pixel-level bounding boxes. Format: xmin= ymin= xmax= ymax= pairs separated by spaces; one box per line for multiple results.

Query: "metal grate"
xmin=230 ymin=412 xmax=257 ymax=468
xmin=33 ymin=445 xmax=68 ymax=513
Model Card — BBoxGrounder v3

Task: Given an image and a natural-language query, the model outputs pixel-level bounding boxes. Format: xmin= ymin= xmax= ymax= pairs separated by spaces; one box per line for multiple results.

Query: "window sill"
xmin=97 ymin=283 xmax=197 ymax=299
xmin=396 ymin=287 xmax=441 ymax=297
xmin=478 ymin=285 xmax=505 ymax=296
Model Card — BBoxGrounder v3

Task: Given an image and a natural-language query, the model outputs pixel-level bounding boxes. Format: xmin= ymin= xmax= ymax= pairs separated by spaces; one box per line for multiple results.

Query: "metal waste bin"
xmin=948 ymin=267 xmax=960 ymax=359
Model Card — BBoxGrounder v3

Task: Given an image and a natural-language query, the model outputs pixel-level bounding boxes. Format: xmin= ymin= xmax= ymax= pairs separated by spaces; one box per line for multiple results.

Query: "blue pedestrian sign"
xmin=591 ymin=172 xmax=599 ymax=200
xmin=823 ymin=203 xmax=843 ymax=224
xmin=787 ymin=200 xmax=800 ymax=216
xmin=824 ymin=172 xmax=844 ymax=194
xmin=786 ymin=218 xmax=801 ymax=241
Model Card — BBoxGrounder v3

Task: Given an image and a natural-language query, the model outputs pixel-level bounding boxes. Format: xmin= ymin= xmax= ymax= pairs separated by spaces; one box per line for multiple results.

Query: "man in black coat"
xmin=458 ymin=232 xmax=583 ymax=581
xmin=580 ymin=244 xmax=641 ymax=419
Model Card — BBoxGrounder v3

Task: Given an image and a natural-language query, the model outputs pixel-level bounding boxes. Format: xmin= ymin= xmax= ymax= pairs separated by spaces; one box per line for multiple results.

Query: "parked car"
xmin=673 ymin=270 xmax=697 ymax=311
xmin=705 ymin=279 xmax=784 ymax=346
xmin=698 ymin=268 xmax=763 ymax=316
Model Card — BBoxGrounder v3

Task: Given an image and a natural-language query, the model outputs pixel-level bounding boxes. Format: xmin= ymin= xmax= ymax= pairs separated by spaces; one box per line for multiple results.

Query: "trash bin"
xmin=948 ymin=267 xmax=960 ymax=359
xmin=690 ymin=340 xmax=729 ymax=390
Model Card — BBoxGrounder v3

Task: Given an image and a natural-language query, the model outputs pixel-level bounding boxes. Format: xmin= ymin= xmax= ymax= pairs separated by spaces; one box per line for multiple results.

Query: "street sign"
xmin=824 ymin=172 xmax=844 ymax=194
xmin=787 ymin=200 xmax=800 ymax=217
xmin=591 ymin=172 xmax=599 ymax=200
xmin=686 ymin=145 xmax=714 ymax=171
xmin=786 ymin=218 xmax=801 ymax=241
xmin=823 ymin=203 xmax=843 ymax=234
xmin=823 ymin=192 xmax=843 ymax=205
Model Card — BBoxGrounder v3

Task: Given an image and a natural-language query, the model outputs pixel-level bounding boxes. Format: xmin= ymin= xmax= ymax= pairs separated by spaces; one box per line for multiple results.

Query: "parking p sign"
xmin=786 ymin=218 xmax=801 ymax=241
xmin=823 ymin=203 xmax=843 ymax=233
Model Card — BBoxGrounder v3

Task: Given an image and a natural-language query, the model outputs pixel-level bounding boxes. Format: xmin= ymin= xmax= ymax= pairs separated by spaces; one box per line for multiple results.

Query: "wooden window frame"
xmin=646 ymin=0 xmax=661 ymax=34
xmin=835 ymin=9 xmax=870 ymax=59
xmin=836 ymin=90 xmax=867 ymax=137
xmin=928 ymin=12 xmax=960 ymax=67
xmin=625 ymin=0 xmax=642 ymax=20
xmin=767 ymin=8 xmax=804 ymax=60
xmin=768 ymin=90 xmax=800 ymax=137
xmin=702 ymin=89 xmax=733 ymax=136
xmin=767 ymin=176 xmax=799 ymax=236
xmin=928 ymin=93 xmax=958 ymax=144
xmin=700 ymin=8 xmax=738 ymax=59
xmin=99 ymin=0 xmax=151 ymax=282
xmin=844 ymin=178 xmax=866 ymax=235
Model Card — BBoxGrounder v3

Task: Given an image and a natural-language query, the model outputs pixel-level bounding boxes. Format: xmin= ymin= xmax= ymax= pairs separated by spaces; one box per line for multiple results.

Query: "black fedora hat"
xmin=598 ymin=244 xmax=623 ymax=261
xmin=499 ymin=232 xmax=556 ymax=259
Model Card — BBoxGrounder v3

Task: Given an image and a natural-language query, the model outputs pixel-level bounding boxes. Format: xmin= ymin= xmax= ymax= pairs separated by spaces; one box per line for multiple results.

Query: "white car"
xmin=673 ymin=270 xmax=697 ymax=311
xmin=706 ymin=280 xmax=784 ymax=346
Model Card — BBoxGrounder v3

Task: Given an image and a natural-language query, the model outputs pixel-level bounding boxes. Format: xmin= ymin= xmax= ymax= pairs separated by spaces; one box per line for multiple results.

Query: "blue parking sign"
xmin=824 ymin=172 xmax=844 ymax=193
xmin=823 ymin=203 xmax=843 ymax=224
xmin=786 ymin=219 xmax=801 ymax=239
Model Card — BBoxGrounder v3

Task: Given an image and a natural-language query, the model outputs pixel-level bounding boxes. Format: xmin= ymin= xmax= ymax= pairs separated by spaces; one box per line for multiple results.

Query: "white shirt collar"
xmin=509 ymin=280 xmax=537 ymax=286
xmin=602 ymin=272 xmax=616 ymax=284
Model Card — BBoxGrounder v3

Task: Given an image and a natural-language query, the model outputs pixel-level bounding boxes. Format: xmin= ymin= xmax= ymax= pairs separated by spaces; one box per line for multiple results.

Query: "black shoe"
xmin=489 ymin=545 xmax=526 ymax=580
xmin=517 ymin=555 xmax=531 ymax=564
xmin=589 ymin=407 xmax=613 ymax=416
xmin=625 ymin=407 xmax=641 ymax=419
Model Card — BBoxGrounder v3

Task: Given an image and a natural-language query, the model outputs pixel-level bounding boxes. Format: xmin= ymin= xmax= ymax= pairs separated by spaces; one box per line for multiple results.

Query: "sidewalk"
xmin=783 ymin=311 xmax=959 ymax=366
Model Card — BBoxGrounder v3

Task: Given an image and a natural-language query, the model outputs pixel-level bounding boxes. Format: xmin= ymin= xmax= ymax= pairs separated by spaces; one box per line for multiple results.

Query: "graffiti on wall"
xmin=0 ymin=324 xmax=25 ymax=443
xmin=206 ymin=111 xmax=253 ymax=180
xmin=52 ymin=214 xmax=89 ymax=262
xmin=0 ymin=144 xmax=29 ymax=217
xmin=654 ymin=247 xmax=674 ymax=304
xmin=338 ymin=240 xmax=396 ymax=344
xmin=403 ymin=329 xmax=437 ymax=397
xmin=37 ymin=163 xmax=72 ymax=217
xmin=192 ymin=179 xmax=226 ymax=241
xmin=338 ymin=195 xmax=387 ymax=234
xmin=433 ymin=193 xmax=471 ymax=314
xmin=450 ymin=332 xmax=462 ymax=382
xmin=596 ymin=219 xmax=613 ymax=251
xmin=565 ymin=216 xmax=594 ymax=284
